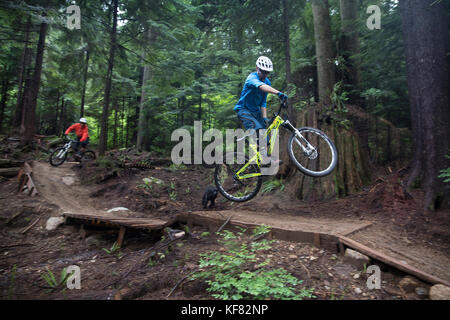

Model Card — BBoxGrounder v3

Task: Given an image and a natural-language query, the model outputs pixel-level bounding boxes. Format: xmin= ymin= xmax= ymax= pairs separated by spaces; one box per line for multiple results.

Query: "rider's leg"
xmin=236 ymin=110 xmax=280 ymax=166
xmin=80 ymin=138 xmax=89 ymax=153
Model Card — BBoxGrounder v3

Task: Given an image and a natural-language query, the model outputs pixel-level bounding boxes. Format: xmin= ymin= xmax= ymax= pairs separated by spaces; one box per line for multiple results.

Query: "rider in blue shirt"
xmin=234 ymin=56 xmax=288 ymax=132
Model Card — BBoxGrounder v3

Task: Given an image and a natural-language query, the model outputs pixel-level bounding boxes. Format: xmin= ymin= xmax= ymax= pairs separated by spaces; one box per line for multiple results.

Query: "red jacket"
xmin=65 ymin=123 xmax=89 ymax=142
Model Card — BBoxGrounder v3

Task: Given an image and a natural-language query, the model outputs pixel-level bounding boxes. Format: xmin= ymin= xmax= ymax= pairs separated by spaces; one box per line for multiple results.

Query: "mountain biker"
xmin=65 ymin=118 xmax=89 ymax=159
xmin=234 ymin=56 xmax=288 ymax=165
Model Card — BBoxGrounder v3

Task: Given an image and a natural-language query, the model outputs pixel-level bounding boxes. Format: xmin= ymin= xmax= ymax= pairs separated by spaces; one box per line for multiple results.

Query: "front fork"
xmin=282 ymin=120 xmax=316 ymax=157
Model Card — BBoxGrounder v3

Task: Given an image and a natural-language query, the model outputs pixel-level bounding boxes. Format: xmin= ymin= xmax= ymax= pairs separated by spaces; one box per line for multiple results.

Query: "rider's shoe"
xmin=74 ymin=152 xmax=82 ymax=161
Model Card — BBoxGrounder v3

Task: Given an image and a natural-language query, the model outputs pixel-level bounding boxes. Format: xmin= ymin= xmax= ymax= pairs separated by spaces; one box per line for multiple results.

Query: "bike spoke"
xmin=290 ymin=129 xmax=335 ymax=175
xmin=215 ymin=153 xmax=262 ymax=202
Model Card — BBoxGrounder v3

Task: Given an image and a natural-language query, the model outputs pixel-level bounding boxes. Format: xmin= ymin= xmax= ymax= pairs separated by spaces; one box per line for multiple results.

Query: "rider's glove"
xmin=277 ymin=92 xmax=288 ymax=101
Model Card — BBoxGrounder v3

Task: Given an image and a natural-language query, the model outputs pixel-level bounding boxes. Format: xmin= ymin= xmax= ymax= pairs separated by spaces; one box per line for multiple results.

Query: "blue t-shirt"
xmin=234 ymin=72 xmax=271 ymax=114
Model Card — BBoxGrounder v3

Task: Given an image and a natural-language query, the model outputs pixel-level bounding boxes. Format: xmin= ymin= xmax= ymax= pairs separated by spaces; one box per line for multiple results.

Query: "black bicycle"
xmin=49 ymin=139 xmax=96 ymax=166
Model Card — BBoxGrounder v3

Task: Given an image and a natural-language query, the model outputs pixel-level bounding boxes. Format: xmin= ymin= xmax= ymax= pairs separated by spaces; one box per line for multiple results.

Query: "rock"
xmin=353 ymin=273 xmax=360 ymax=279
xmin=288 ymin=254 xmax=298 ymax=260
xmin=415 ymin=287 xmax=428 ymax=297
xmin=354 ymin=287 xmax=362 ymax=294
xmin=344 ymin=248 xmax=370 ymax=269
xmin=429 ymin=284 xmax=450 ymax=300
xmin=309 ymin=256 xmax=318 ymax=261
xmin=45 ymin=216 xmax=65 ymax=231
xmin=398 ymin=276 xmax=422 ymax=293
xmin=143 ymin=177 xmax=164 ymax=185
xmin=62 ymin=176 xmax=76 ymax=186
xmin=107 ymin=207 xmax=130 ymax=213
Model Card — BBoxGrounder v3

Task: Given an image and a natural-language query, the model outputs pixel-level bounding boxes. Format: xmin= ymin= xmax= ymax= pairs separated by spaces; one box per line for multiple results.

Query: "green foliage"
xmin=438 ymin=155 xmax=450 ymax=183
xmin=0 ymin=0 xmax=411 ymax=156
xmin=41 ymin=267 xmax=69 ymax=289
xmin=103 ymin=242 xmax=122 ymax=258
xmin=168 ymin=163 xmax=187 ymax=171
xmin=190 ymin=226 xmax=315 ymax=300
xmin=262 ymin=178 xmax=285 ymax=194
xmin=8 ymin=265 xmax=17 ymax=300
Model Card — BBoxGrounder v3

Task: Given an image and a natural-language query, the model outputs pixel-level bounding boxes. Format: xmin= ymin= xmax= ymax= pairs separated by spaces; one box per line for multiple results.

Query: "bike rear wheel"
xmin=214 ymin=152 xmax=262 ymax=202
xmin=287 ymin=127 xmax=337 ymax=177
xmin=49 ymin=147 xmax=68 ymax=167
xmin=81 ymin=150 xmax=96 ymax=162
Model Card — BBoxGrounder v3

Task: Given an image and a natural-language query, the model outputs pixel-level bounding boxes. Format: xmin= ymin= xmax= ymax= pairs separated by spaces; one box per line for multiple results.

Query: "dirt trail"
xmin=30 ymin=160 xmax=450 ymax=285
xmin=348 ymin=224 xmax=450 ymax=284
xmin=31 ymin=161 xmax=105 ymax=215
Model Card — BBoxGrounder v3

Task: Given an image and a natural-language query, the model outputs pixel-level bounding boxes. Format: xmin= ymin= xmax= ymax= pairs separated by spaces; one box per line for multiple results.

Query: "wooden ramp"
xmin=63 ymin=212 xmax=174 ymax=247
xmin=63 ymin=212 xmax=173 ymax=230
xmin=178 ymin=210 xmax=450 ymax=286
xmin=178 ymin=210 xmax=373 ymax=252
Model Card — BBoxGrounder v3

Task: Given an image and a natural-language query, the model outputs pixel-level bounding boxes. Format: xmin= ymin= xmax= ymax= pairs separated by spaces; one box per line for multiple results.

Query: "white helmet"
xmin=79 ymin=117 xmax=87 ymax=124
xmin=256 ymin=56 xmax=273 ymax=72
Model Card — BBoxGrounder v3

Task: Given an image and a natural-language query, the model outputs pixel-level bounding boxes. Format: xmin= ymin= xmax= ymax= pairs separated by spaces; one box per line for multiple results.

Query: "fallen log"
xmin=0 ymin=159 xmax=24 ymax=168
xmin=0 ymin=167 xmax=20 ymax=177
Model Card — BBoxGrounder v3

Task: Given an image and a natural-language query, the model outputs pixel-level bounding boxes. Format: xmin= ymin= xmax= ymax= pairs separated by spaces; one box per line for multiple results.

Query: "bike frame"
xmin=234 ymin=101 xmax=318 ymax=180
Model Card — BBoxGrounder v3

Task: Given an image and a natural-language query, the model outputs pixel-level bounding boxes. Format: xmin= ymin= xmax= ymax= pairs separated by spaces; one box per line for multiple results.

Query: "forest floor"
xmin=0 ymin=143 xmax=449 ymax=300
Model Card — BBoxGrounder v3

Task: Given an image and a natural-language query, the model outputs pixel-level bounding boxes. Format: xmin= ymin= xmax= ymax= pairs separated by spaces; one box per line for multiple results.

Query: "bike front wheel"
xmin=49 ymin=147 xmax=68 ymax=166
xmin=214 ymin=152 xmax=262 ymax=202
xmin=287 ymin=127 xmax=337 ymax=177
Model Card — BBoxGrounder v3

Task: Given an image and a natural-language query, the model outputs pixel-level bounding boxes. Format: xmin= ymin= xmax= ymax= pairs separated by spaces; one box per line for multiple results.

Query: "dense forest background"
xmin=0 ymin=0 xmax=449 ymax=209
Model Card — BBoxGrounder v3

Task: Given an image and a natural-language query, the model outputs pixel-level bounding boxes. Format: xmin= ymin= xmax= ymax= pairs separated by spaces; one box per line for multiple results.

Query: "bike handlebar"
xmin=269 ymin=99 xmax=288 ymax=125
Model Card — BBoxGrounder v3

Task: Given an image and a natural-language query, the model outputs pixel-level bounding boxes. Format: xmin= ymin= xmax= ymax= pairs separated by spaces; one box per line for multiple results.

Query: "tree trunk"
xmin=80 ymin=49 xmax=89 ymax=118
xmin=0 ymin=77 xmax=10 ymax=132
xmin=59 ymin=97 xmax=65 ymax=136
xmin=20 ymin=19 xmax=48 ymax=145
xmin=198 ymin=87 xmax=202 ymax=121
xmin=282 ymin=0 xmax=295 ymax=126
xmin=399 ymin=0 xmax=450 ymax=210
xmin=99 ymin=0 xmax=119 ymax=155
xmin=125 ymin=97 xmax=131 ymax=148
xmin=13 ymin=16 xmax=32 ymax=130
xmin=339 ymin=0 xmax=361 ymax=105
xmin=137 ymin=28 xmax=152 ymax=151
xmin=113 ymin=97 xmax=118 ymax=149
xmin=283 ymin=0 xmax=291 ymax=85
xmin=53 ymin=91 xmax=60 ymax=135
xmin=278 ymin=105 xmax=372 ymax=201
xmin=311 ymin=0 xmax=336 ymax=105
xmin=121 ymin=96 xmax=125 ymax=148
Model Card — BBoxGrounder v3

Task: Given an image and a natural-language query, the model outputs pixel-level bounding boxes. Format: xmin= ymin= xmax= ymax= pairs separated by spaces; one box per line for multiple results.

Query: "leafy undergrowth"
xmin=191 ymin=226 xmax=314 ymax=300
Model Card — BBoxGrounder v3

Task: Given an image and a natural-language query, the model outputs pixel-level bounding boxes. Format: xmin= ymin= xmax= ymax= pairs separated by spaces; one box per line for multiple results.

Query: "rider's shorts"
xmin=236 ymin=109 xmax=266 ymax=131
xmin=76 ymin=137 xmax=89 ymax=148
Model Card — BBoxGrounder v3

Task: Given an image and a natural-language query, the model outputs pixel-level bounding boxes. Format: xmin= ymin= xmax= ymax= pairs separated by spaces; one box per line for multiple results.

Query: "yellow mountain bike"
xmin=214 ymin=100 xmax=338 ymax=202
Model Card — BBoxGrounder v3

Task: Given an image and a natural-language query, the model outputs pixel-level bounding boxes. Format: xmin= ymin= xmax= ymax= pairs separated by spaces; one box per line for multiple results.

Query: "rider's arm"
xmin=64 ymin=124 xmax=75 ymax=135
xmin=259 ymin=84 xmax=280 ymax=95
xmin=80 ymin=126 xmax=89 ymax=142
xmin=261 ymin=107 xmax=267 ymax=119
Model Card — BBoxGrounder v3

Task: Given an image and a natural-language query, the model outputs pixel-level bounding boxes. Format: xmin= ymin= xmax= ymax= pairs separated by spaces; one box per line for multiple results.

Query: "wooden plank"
xmin=177 ymin=212 xmax=340 ymax=252
xmin=313 ymin=233 xmax=321 ymax=247
xmin=117 ymin=226 xmax=126 ymax=247
xmin=0 ymin=167 xmax=20 ymax=177
xmin=21 ymin=217 xmax=40 ymax=234
xmin=62 ymin=212 xmax=173 ymax=231
xmin=339 ymin=235 xmax=450 ymax=287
